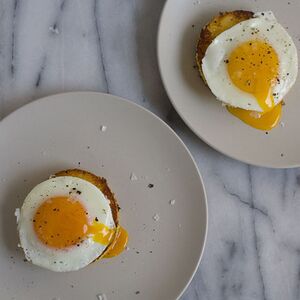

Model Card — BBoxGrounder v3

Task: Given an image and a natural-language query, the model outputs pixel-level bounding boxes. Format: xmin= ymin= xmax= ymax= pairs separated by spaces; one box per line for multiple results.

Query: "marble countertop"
xmin=1 ymin=0 xmax=299 ymax=299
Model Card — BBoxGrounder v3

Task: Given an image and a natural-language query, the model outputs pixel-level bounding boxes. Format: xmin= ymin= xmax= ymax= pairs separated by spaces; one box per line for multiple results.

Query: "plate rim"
xmin=157 ymin=0 xmax=300 ymax=169
xmin=0 ymin=91 xmax=208 ymax=299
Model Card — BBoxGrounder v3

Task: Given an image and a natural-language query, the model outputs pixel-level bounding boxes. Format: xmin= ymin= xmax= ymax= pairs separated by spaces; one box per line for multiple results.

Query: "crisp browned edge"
xmin=196 ymin=10 xmax=254 ymax=83
xmin=54 ymin=169 xmax=120 ymax=259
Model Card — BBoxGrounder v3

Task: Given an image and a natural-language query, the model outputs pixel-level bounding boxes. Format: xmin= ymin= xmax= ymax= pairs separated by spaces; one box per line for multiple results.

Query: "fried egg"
xmin=16 ymin=176 xmax=117 ymax=272
xmin=202 ymin=11 xmax=298 ymax=129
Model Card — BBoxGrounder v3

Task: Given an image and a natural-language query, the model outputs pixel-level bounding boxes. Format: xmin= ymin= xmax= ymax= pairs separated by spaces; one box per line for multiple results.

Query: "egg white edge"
xmin=202 ymin=11 xmax=298 ymax=112
xmin=15 ymin=176 xmax=116 ymax=272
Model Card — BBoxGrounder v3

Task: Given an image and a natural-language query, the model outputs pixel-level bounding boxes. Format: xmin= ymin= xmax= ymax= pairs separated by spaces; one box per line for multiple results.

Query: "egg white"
xmin=202 ymin=11 xmax=298 ymax=112
xmin=16 ymin=176 xmax=115 ymax=272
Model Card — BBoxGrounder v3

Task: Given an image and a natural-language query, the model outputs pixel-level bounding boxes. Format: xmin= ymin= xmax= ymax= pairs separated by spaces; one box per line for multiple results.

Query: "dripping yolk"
xmin=227 ymin=103 xmax=282 ymax=131
xmin=102 ymin=226 xmax=128 ymax=258
xmin=226 ymin=40 xmax=281 ymax=130
xmin=33 ymin=196 xmax=115 ymax=249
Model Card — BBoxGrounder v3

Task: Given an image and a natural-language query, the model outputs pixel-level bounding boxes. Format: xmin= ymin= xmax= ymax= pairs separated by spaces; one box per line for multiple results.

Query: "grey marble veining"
xmin=0 ymin=0 xmax=300 ymax=299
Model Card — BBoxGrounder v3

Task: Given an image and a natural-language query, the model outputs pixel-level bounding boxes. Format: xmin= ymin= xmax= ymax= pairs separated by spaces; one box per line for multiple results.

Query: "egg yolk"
xmin=33 ymin=196 xmax=126 ymax=255
xmin=226 ymin=40 xmax=281 ymax=130
xmin=102 ymin=227 xmax=128 ymax=258
xmin=227 ymin=103 xmax=282 ymax=131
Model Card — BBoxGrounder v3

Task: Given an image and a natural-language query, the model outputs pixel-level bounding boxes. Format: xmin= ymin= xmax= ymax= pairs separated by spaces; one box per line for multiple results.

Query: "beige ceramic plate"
xmin=158 ymin=0 xmax=300 ymax=168
xmin=0 ymin=92 xmax=207 ymax=300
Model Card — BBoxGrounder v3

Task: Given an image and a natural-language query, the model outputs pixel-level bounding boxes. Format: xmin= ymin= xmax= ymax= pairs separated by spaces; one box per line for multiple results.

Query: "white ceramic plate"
xmin=158 ymin=0 xmax=300 ymax=168
xmin=0 ymin=92 xmax=207 ymax=300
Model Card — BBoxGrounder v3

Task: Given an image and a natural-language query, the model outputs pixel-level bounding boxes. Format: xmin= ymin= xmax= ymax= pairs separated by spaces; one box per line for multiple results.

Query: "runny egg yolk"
xmin=33 ymin=196 xmax=127 ymax=257
xmin=102 ymin=227 xmax=129 ymax=258
xmin=227 ymin=103 xmax=282 ymax=131
xmin=226 ymin=40 xmax=281 ymax=130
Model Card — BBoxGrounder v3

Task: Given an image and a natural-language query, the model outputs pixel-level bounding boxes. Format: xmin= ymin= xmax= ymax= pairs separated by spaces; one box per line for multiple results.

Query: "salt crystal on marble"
xmin=100 ymin=125 xmax=107 ymax=132
xmin=169 ymin=199 xmax=176 ymax=206
xmin=130 ymin=172 xmax=138 ymax=181
xmin=280 ymin=121 xmax=285 ymax=127
xmin=125 ymin=246 xmax=130 ymax=251
xmin=153 ymin=213 xmax=160 ymax=221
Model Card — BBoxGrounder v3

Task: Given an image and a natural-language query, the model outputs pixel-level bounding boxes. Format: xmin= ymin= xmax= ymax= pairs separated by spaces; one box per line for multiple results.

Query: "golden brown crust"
xmin=55 ymin=169 xmax=120 ymax=226
xmin=196 ymin=10 xmax=254 ymax=82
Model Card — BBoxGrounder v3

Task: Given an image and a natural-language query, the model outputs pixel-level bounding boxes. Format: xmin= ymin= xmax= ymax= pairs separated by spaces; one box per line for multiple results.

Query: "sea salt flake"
xmin=100 ymin=125 xmax=107 ymax=132
xmin=152 ymin=213 xmax=160 ymax=221
xmin=49 ymin=26 xmax=59 ymax=34
xmin=97 ymin=293 xmax=107 ymax=300
xmin=130 ymin=172 xmax=138 ymax=181
xmin=169 ymin=199 xmax=176 ymax=206
xmin=15 ymin=208 xmax=20 ymax=223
